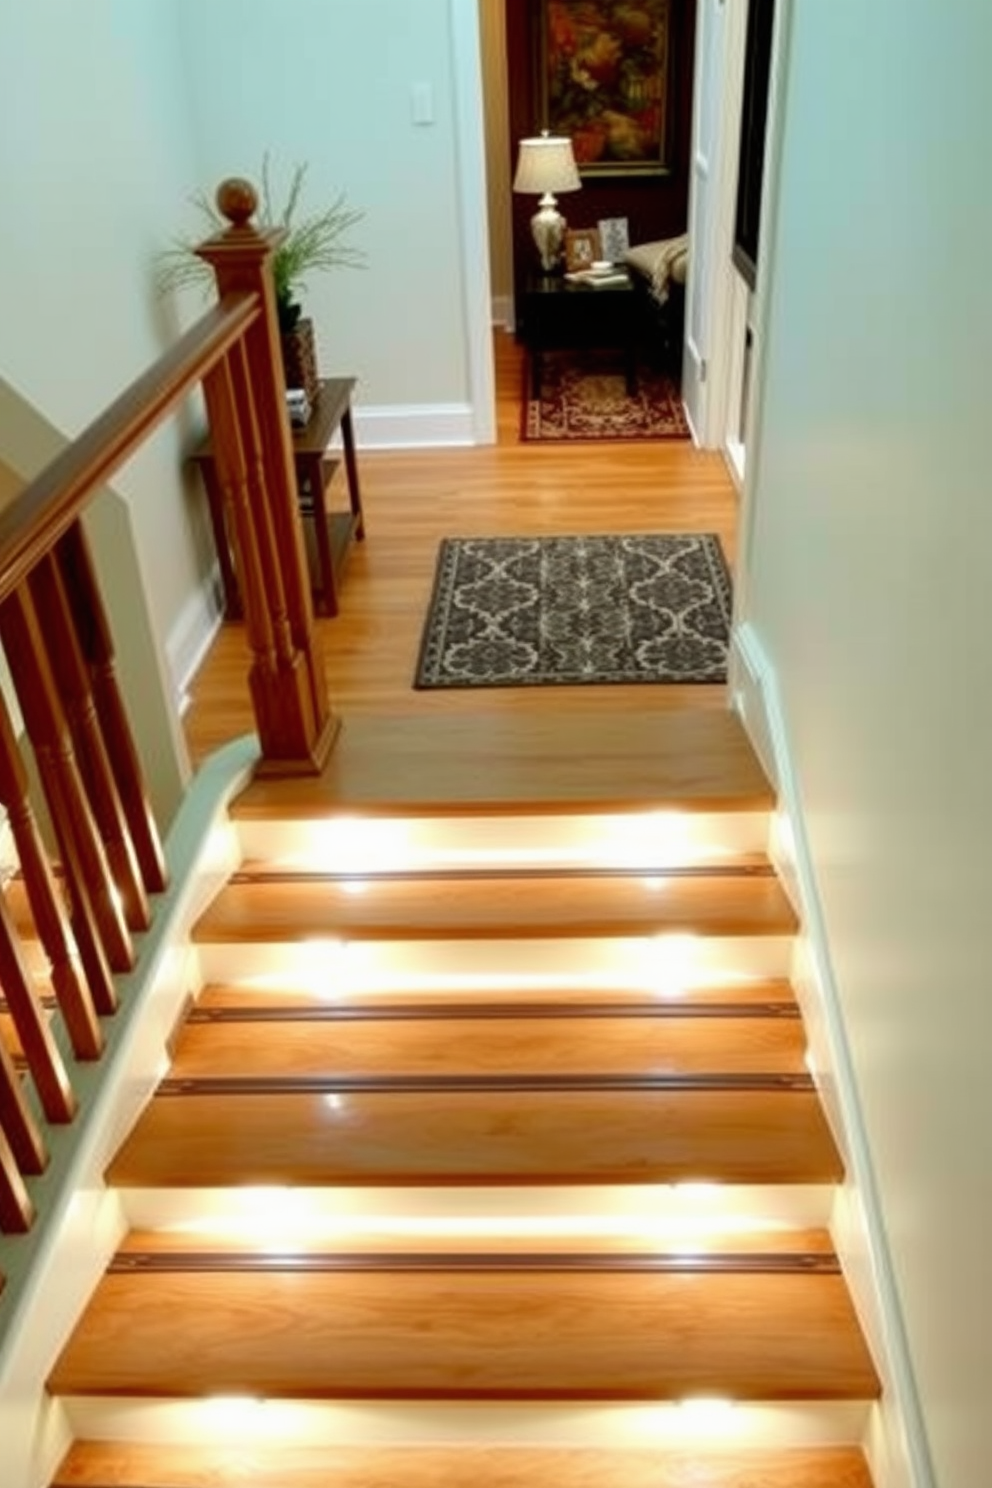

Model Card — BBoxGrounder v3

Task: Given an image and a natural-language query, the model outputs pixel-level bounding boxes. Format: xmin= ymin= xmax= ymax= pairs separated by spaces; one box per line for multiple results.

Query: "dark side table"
xmin=190 ymin=376 xmax=365 ymax=619
xmin=519 ymin=271 xmax=640 ymax=399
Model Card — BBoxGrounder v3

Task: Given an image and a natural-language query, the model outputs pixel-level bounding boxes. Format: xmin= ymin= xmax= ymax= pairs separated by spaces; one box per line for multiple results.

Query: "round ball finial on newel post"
xmin=215 ymin=177 xmax=259 ymax=231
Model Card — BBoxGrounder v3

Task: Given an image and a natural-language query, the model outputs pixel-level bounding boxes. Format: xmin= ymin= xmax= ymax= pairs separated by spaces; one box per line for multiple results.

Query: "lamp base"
xmin=530 ymin=192 xmax=568 ymax=273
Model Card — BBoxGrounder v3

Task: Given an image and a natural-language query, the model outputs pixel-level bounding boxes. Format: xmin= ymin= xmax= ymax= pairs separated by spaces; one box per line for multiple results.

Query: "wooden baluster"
xmin=57 ymin=523 xmax=167 ymax=895
xmin=0 ymin=1027 xmax=47 ymax=1186
xmin=0 ymin=691 xmax=102 ymax=1054
xmin=229 ymin=337 xmax=299 ymax=665
xmin=0 ymin=890 xmax=76 ymax=1121
xmin=0 ymin=585 xmax=132 ymax=991
xmin=0 ymin=1123 xmax=35 ymax=1234
xmin=202 ymin=345 xmax=327 ymax=763
xmin=30 ymin=551 xmax=149 ymax=932
xmin=201 ymin=353 xmax=285 ymax=736
xmin=197 ymin=178 xmax=338 ymax=773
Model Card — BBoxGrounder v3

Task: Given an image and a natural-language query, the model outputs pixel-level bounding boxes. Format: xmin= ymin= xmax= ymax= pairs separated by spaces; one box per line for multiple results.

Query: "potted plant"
xmin=158 ymin=155 xmax=365 ymax=403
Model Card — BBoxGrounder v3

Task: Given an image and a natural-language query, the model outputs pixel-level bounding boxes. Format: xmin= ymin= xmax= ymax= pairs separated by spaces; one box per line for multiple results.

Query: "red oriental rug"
xmin=522 ymin=350 xmax=690 ymax=443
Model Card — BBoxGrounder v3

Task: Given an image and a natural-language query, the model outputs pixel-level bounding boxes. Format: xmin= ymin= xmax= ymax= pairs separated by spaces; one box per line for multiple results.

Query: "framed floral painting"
xmin=540 ymin=0 xmax=672 ymax=176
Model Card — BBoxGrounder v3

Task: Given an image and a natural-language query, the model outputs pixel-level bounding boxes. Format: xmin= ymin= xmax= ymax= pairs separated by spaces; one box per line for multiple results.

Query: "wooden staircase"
xmin=47 ymin=711 xmax=879 ymax=1488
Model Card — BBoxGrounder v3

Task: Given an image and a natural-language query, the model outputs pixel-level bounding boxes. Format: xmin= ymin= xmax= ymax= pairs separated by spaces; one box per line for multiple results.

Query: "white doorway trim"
xmin=450 ymin=0 xmax=497 ymax=445
xmin=682 ymin=0 xmax=748 ymax=449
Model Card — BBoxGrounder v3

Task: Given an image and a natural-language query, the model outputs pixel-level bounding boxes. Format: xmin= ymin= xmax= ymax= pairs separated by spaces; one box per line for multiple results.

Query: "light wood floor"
xmin=182 ymin=333 xmax=738 ymax=765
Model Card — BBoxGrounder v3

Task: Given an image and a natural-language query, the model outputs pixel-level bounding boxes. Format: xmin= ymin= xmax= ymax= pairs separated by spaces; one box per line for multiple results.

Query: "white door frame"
xmin=451 ymin=0 xmax=497 ymax=445
xmin=683 ymin=0 xmax=749 ymax=449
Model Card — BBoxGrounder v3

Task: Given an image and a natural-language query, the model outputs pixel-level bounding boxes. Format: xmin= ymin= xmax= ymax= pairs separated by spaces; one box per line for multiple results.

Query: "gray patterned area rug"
xmin=414 ymin=533 xmax=731 ymax=689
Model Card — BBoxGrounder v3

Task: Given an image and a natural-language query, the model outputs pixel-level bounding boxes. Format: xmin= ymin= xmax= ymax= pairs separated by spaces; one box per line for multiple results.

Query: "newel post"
xmin=196 ymin=178 xmax=339 ymax=774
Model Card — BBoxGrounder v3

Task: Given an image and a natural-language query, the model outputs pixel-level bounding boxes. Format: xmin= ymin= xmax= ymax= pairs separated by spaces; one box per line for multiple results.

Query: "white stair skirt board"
xmin=0 ymin=739 xmax=259 ymax=1488
xmin=731 ymin=620 xmax=935 ymax=1488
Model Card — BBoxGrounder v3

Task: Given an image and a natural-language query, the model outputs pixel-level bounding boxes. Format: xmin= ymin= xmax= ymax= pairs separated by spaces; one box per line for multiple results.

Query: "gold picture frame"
xmin=564 ymin=227 xmax=602 ymax=273
xmin=540 ymin=0 xmax=673 ymax=177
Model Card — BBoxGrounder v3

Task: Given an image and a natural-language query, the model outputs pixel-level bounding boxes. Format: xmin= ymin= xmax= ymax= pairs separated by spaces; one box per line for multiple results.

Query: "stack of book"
xmin=565 ymin=265 xmax=631 ymax=289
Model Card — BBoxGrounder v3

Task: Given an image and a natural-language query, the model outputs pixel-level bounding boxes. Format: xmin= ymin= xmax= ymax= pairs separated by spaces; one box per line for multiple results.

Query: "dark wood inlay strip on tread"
xmin=109 ymin=1250 xmax=840 ymax=1276
xmin=159 ymin=1071 xmax=816 ymax=1096
xmin=187 ymin=998 xmax=801 ymax=1024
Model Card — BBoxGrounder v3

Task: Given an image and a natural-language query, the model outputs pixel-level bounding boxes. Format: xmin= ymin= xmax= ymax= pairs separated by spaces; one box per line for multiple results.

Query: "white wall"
xmin=175 ymin=0 xmax=480 ymax=431
xmin=739 ymin=4 xmax=992 ymax=1486
xmin=0 ymin=0 xmax=217 ymax=689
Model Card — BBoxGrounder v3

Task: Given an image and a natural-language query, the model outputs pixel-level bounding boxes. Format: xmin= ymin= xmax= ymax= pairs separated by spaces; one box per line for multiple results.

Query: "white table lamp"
xmin=513 ymin=132 xmax=581 ymax=272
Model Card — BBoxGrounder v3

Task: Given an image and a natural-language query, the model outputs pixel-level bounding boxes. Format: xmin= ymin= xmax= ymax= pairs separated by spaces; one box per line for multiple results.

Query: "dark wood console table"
xmin=191 ymin=376 xmax=365 ymax=618
xmin=519 ymin=271 xmax=640 ymax=398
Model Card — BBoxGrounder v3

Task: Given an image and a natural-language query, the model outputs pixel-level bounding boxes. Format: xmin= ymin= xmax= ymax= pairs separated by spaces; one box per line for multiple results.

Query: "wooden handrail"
xmin=0 ymin=293 xmax=259 ymax=605
xmin=0 ymin=176 xmax=339 ymax=1254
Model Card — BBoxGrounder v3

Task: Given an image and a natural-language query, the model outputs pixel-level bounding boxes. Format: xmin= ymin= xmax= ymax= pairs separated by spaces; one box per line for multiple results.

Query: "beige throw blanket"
xmin=624 ymin=233 xmax=690 ymax=306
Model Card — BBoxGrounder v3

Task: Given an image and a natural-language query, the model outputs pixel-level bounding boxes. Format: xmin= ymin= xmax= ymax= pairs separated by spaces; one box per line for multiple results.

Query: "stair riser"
xmin=235 ymin=812 xmax=772 ymax=875
xmin=59 ymin=1397 xmax=874 ymax=1452
xmin=118 ymin=1183 xmax=835 ymax=1235
xmin=195 ymin=936 xmax=795 ymax=993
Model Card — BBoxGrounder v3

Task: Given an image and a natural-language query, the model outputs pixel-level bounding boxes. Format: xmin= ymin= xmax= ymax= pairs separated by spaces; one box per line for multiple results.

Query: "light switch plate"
xmin=411 ymin=81 xmax=434 ymax=125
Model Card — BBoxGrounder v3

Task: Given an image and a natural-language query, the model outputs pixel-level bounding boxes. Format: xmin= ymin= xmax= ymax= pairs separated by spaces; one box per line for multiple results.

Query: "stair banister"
xmin=0 ymin=176 xmax=338 ymax=1256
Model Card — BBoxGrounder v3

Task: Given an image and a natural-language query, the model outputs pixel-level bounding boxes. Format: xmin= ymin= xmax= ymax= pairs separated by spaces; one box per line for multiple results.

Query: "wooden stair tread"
xmin=106 ymin=1088 xmax=842 ymax=1187
xmin=170 ymin=1006 xmax=807 ymax=1080
xmin=196 ymin=978 xmax=800 ymax=1011
xmin=53 ymin=1442 xmax=874 ymax=1488
xmin=192 ymin=872 xmax=798 ymax=942
xmin=231 ymin=710 xmax=775 ymax=819
xmin=49 ymin=1248 xmax=879 ymax=1400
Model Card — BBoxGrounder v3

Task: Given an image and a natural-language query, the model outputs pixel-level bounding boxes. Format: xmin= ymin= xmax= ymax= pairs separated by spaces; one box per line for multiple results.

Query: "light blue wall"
xmin=174 ymin=0 xmax=471 ymax=409
xmin=0 ymin=0 xmax=486 ymax=696
xmin=740 ymin=3 xmax=992 ymax=1485
xmin=0 ymin=0 xmax=215 ymax=679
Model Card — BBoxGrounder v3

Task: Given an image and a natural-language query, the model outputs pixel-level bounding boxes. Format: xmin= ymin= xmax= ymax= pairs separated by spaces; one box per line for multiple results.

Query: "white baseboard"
xmin=724 ymin=436 xmax=746 ymax=491
xmin=165 ymin=567 xmax=224 ymax=714
xmin=352 ymin=402 xmax=477 ymax=449
xmin=731 ymin=620 xmax=935 ymax=1488
xmin=682 ymin=398 xmax=701 ymax=449
xmin=491 ymin=294 xmax=515 ymax=332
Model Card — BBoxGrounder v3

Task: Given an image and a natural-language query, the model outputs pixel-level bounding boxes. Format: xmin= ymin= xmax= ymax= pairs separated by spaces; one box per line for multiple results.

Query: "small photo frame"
xmin=597 ymin=217 xmax=630 ymax=263
xmin=564 ymin=227 xmax=602 ymax=273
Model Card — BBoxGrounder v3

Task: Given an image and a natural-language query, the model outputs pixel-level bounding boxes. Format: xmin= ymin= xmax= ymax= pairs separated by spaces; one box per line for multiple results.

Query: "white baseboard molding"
xmin=723 ymin=436 xmax=746 ymax=491
xmin=0 ymin=738 xmax=259 ymax=1488
xmin=731 ymin=620 xmax=935 ymax=1488
xmin=682 ymin=398 xmax=702 ymax=450
xmin=165 ymin=567 xmax=224 ymax=715
xmin=491 ymin=294 xmax=515 ymax=332
xmin=352 ymin=402 xmax=477 ymax=449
